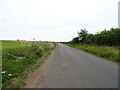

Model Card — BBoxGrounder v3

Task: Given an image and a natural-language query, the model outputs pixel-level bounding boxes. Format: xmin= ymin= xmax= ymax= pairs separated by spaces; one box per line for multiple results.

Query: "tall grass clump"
xmin=2 ymin=41 xmax=56 ymax=88
xmin=67 ymin=44 xmax=119 ymax=62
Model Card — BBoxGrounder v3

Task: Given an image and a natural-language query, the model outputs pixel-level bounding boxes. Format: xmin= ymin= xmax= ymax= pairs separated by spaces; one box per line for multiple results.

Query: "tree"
xmin=85 ymin=34 xmax=94 ymax=44
xmin=70 ymin=37 xmax=79 ymax=44
xmin=78 ymin=29 xmax=88 ymax=43
xmin=70 ymin=28 xmax=120 ymax=46
xmin=17 ymin=39 xmax=19 ymax=41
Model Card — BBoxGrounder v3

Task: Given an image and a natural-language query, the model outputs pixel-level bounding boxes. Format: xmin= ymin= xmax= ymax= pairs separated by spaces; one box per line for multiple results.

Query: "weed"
xmin=2 ymin=41 xmax=57 ymax=88
xmin=66 ymin=44 xmax=119 ymax=62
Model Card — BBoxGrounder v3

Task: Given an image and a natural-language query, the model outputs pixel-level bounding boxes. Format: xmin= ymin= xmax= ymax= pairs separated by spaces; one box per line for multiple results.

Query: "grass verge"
xmin=2 ymin=41 xmax=57 ymax=88
xmin=66 ymin=44 xmax=119 ymax=62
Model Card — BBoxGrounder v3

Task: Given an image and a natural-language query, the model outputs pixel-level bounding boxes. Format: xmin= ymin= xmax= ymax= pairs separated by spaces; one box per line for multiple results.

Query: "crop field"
xmin=66 ymin=44 xmax=119 ymax=62
xmin=1 ymin=40 xmax=56 ymax=88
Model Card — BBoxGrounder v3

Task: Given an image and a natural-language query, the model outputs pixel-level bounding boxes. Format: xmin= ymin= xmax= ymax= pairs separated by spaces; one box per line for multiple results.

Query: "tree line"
xmin=70 ymin=28 xmax=120 ymax=46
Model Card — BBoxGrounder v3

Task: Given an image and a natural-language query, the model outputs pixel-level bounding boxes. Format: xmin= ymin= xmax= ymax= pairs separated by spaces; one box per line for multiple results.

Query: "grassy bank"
xmin=66 ymin=44 xmax=119 ymax=62
xmin=2 ymin=41 xmax=57 ymax=88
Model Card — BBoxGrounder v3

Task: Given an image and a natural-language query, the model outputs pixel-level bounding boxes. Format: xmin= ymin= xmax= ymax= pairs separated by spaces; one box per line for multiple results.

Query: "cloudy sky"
xmin=0 ymin=0 xmax=119 ymax=42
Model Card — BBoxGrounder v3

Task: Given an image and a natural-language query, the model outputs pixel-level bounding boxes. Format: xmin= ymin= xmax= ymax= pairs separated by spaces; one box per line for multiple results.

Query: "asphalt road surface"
xmin=38 ymin=43 xmax=118 ymax=88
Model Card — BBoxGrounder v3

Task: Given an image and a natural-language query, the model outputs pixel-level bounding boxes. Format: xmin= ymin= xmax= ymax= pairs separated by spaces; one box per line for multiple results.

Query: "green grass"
xmin=66 ymin=44 xmax=119 ymax=62
xmin=2 ymin=41 xmax=30 ymax=49
xmin=1 ymin=40 xmax=57 ymax=88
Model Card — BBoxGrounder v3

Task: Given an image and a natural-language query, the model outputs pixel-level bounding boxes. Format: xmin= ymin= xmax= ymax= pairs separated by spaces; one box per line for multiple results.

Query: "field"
xmin=1 ymin=40 xmax=56 ymax=88
xmin=66 ymin=44 xmax=119 ymax=62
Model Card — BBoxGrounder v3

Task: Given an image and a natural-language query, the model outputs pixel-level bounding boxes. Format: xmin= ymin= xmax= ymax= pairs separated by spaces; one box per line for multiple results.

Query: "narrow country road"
xmin=37 ymin=43 xmax=118 ymax=88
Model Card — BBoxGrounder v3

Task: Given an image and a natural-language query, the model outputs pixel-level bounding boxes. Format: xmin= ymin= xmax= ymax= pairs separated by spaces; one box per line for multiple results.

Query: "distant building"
xmin=118 ymin=1 xmax=120 ymax=28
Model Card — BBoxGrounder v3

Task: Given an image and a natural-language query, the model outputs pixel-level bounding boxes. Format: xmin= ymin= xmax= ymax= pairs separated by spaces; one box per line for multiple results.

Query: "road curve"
xmin=38 ymin=43 xmax=118 ymax=88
